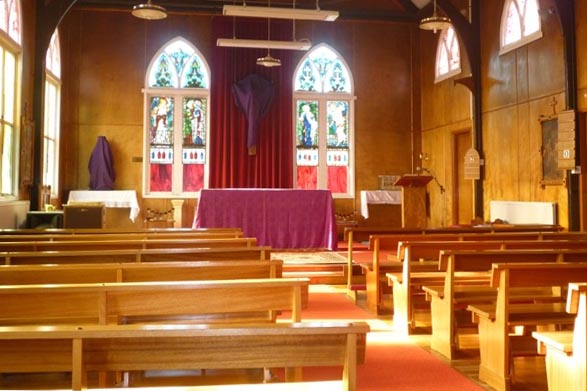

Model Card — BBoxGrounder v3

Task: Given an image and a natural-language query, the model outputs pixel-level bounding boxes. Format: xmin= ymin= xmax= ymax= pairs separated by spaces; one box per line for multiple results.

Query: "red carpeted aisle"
xmin=280 ymin=287 xmax=486 ymax=391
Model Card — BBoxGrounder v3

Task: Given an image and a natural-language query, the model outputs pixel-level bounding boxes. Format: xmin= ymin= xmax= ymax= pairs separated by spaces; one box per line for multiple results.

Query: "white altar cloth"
xmin=67 ymin=190 xmax=140 ymax=222
xmin=360 ymin=190 xmax=401 ymax=219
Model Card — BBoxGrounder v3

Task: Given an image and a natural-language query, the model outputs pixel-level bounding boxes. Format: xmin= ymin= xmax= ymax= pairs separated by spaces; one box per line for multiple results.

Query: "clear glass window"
xmin=500 ymin=0 xmax=542 ymax=54
xmin=0 ymin=0 xmax=20 ymax=198
xmin=435 ymin=26 xmax=461 ymax=82
xmin=43 ymin=30 xmax=61 ymax=198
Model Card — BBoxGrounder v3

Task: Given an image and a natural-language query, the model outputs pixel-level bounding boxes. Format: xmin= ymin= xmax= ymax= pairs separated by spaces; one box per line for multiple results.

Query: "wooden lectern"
xmin=394 ymin=174 xmax=432 ymax=228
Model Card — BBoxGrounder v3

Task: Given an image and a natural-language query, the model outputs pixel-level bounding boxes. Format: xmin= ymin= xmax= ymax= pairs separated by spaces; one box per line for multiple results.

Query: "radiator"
xmin=489 ymin=200 xmax=557 ymax=225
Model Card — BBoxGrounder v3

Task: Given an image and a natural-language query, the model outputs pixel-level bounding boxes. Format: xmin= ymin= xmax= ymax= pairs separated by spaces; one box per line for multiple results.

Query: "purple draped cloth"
xmin=232 ymin=74 xmax=274 ymax=155
xmin=88 ymin=136 xmax=115 ymax=190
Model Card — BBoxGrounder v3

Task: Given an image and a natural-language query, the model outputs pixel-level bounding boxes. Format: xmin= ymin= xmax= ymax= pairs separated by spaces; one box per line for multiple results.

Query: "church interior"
xmin=1 ymin=0 xmax=587 ymax=390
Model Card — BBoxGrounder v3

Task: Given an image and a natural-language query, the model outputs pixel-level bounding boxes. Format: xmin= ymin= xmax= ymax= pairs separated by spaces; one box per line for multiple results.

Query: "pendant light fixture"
xmin=257 ymin=0 xmax=281 ymax=67
xmin=132 ymin=0 xmax=167 ymax=20
xmin=419 ymin=0 xmax=451 ymax=32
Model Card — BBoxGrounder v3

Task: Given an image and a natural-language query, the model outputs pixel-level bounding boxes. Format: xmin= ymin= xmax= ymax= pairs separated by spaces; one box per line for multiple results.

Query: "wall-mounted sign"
xmin=557 ymin=110 xmax=576 ymax=170
xmin=464 ymin=148 xmax=481 ymax=180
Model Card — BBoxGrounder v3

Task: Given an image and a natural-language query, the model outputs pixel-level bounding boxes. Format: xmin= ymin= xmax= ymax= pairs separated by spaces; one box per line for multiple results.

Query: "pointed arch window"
xmin=0 ymin=0 xmax=20 ymax=44
xmin=500 ymin=0 xmax=542 ymax=54
xmin=142 ymin=37 xmax=210 ymax=198
xmin=293 ymin=44 xmax=354 ymax=198
xmin=43 ymin=30 xmax=61 ymax=198
xmin=0 ymin=0 xmax=21 ymax=198
xmin=435 ymin=26 xmax=461 ymax=82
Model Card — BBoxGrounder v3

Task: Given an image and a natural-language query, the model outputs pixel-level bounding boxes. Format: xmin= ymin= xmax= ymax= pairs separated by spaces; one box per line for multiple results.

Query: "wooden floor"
xmin=357 ymin=290 xmax=549 ymax=391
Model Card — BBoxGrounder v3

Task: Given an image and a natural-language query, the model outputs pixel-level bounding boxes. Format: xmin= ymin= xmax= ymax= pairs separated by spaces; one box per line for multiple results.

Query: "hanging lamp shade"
xmin=257 ymin=51 xmax=281 ymax=67
xmin=132 ymin=0 xmax=167 ymax=20
xmin=419 ymin=0 xmax=451 ymax=32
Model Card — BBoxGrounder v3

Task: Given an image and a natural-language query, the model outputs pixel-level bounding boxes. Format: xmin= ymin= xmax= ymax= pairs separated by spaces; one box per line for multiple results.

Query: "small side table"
xmin=26 ymin=210 xmax=64 ymax=229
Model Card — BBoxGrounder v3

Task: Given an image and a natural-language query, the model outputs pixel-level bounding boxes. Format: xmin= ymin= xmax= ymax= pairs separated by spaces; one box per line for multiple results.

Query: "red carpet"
xmin=280 ymin=287 xmax=486 ymax=391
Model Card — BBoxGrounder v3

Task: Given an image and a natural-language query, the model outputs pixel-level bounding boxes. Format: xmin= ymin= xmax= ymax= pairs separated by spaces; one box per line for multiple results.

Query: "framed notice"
xmin=539 ymin=116 xmax=565 ymax=187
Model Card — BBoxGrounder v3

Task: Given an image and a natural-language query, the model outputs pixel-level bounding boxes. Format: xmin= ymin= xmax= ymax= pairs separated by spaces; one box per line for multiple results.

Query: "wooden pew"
xmin=362 ymin=231 xmax=587 ymax=313
xmin=0 ymin=277 xmax=309 ymax=326
xmin=0 ymin=237 xmax=258 ymax=252
xmin=0 ymin=260 xmax=283 ymax=284
xmin=0 ymin=259 xmax=307 ymax=308
xmin=362 ymin=233 xmax=467 ymax=314
xmin=0 ymin=228 xmax=244 ymax=242
xmin=532 ymin=282 xmax=587 ymax=391
xmin=390 ymin=239 xmax=587 ymax=335
xmin=0 ymin=246 xmax=272 ymax=265
xmin=0 ymin=321 xmax=370 ymax=391
xmin=344 ymin=224 xmax=564 ymax=293
xmin=467 ymin=263 xmax=587 ymax=391
xmin=421 ymin=249 xmax=587 ymax=360
xmin=362 ymin=230 xmax=558 ymax=314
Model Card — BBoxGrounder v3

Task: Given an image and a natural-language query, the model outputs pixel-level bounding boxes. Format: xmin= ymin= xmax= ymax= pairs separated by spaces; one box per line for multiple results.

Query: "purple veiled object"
xmin=232 ymin=74 xmax=275 ymax=152
xmin=88 ymin=136 xmax=116 ymax=190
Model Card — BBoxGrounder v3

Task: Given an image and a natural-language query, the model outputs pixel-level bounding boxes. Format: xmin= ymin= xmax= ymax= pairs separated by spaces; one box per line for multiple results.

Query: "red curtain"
xmin=209 ymin=17 xmax=294 ymax=189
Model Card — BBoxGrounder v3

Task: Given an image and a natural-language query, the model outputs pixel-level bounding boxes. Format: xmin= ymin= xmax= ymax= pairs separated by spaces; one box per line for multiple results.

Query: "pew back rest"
xmin=0 ymin=228 xmax=244 ymax=242
xmin=0 ymin=260 xmax=283 ymax=285
xmin=399 ymin=240 xmax=503 ymax=262
xmin=567 ymin=282 xmax=587 ymax=314
xmin=437 ymin=249 xmax=575 ymax=273
xmin=0 ymin=246 xmax=272 ymax=265
xmin=0 ymin=237 xmax=257 ymax=252
xmin=491 ymin=263 xmax=587 ymax=290
xmin=370 ymin=234 xmax=462 ymax=253
xmin=0 ymin=277 xmax=308 ymax=325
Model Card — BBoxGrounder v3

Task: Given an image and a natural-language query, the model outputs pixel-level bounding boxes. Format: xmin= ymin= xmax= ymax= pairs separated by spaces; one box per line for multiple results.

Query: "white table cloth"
xmin=67 ymin=190 xmax=140 ymax=222
xmin=360 ymin=190 xmax=401 ymax=219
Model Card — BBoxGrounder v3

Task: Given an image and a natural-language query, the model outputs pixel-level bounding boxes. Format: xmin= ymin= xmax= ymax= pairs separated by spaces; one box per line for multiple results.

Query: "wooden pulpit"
xmin=394 ymin=174 xmax=432 ymax=228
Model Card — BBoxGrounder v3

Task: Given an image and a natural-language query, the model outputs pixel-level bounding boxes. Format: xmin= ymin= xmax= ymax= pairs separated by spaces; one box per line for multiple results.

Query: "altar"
xmin=193 ymin=189 xmax=337 ymax=250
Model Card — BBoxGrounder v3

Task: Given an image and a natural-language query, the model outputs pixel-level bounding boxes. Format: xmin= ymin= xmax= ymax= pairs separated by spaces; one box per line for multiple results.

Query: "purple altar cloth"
xmin=193 ymin=189 xmax=337 ymax=251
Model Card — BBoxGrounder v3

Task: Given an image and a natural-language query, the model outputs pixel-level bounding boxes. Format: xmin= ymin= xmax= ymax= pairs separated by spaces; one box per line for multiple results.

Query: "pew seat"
xmin=467 ymin=263 xmax=587 ymax=391
xmin=419 ymin=249 xmax=587 ymax=360
xmin=532 ymin=282 xmax=587 ymax=391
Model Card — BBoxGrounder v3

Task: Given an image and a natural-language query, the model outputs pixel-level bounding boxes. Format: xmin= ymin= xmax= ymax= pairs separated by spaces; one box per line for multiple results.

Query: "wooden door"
xmin=453 ymin=131 xmax=474 ymax=225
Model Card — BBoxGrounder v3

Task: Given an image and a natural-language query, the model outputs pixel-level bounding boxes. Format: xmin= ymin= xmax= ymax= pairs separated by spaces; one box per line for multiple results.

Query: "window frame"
xmin=43 ymin=30 xmax=61 ymax=199
xmin=435 ymin=25 xmax=461 ymax=83
xmin=0 ymin=0 xmax=21 ymax=200
xmin=141 ymin=37 xmax=211 ymax=199
xmin=292 ymin=43 xmax=355 ymax=199
xmin=499 ymin=0 xmax=543 ymax=55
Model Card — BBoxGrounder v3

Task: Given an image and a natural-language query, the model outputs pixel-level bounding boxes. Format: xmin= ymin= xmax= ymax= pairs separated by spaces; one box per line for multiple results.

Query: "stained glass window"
xmin=0 ymin=0 xmax=19 ymax=198
xmin=435 ymin=26 xmax=461 ymax=82
xmin=143 ymin=37 xmax=210 ymax=197
xmin=500 ymin=0 xmax=542 ymax=53
xmin=295 ymin=46 xmax=351 ymax=93
xmin=44 ymin=30 xmax=61 ymax=198
xmin=293 ymin=44 xmax=354 ymax=197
